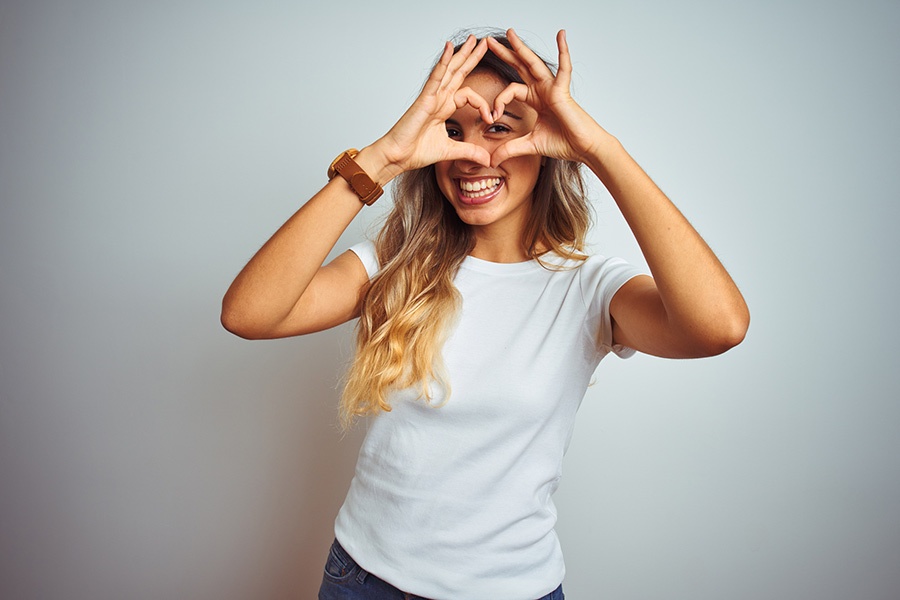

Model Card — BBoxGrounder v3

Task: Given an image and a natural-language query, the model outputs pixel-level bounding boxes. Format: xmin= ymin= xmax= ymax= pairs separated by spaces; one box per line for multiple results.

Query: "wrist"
xmin=580 ymin=131 xmax=624 ymax=176
xmin=354 ymin=141 xmax=404 ymax=187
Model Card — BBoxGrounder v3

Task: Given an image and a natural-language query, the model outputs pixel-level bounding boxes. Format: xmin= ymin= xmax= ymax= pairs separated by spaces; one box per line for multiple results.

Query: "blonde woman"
xmin=222 ymin=29 xmax=749 ymax=600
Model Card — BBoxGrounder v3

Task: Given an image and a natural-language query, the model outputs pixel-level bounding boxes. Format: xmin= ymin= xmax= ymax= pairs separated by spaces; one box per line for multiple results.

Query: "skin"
xmin=221 ymin=30 xmax=750 ymax=358
xmin=435 ymin=70 xmax=542 ymax=261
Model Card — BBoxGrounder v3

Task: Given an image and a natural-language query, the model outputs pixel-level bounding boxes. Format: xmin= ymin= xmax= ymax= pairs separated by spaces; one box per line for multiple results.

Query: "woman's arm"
xmin=487 ymin=30 xmax=749 ymax=358
xmin=587 ymin=140 xmax=749 ymax=358
xmin=220 ymin=148 xmax=388 ymax=339
xmin=221 ymin=36 xmax=496 ymax=339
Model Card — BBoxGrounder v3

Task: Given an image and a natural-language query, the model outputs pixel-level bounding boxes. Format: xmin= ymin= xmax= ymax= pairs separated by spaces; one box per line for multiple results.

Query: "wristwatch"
xmin=327 ymin=149 xmax=383 ymax=205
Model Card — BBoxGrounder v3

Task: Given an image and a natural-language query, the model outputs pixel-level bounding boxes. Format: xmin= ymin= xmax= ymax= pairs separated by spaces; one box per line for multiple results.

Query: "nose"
xmin=454 ymin=133 xmax=499 ymax=171
xmin=462 ymin=131 xmax=500 ymax=152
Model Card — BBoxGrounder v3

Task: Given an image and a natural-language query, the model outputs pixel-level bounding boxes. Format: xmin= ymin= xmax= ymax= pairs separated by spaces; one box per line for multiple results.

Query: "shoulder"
xmin=575 ymin=253 xmax=646 ymax=309
xmin=348 ymin=239 xmax=379 ymax=279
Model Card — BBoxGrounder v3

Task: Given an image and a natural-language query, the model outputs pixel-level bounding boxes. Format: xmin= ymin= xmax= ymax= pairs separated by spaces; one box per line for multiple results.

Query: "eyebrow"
xmin=489 ymin=110 xmax=523 ymax=122
xmin=446 ymin=110 xmax=523 ymax=127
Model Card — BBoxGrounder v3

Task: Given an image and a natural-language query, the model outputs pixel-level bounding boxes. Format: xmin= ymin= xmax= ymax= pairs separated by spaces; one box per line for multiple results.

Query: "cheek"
xmin=508 ymin=156 xmax=543 ymax=189
xmin=434 ymin=162 xmax=454 ymax=199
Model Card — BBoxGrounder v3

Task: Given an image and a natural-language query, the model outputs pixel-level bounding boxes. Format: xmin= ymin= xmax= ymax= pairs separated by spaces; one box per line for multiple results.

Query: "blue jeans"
xmin=318 ymin=539 xmax=565 ymax=600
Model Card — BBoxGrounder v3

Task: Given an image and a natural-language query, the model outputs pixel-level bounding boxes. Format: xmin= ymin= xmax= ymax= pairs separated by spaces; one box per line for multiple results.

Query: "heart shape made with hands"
xmin=447 ymin=82 xmax=545 ymax=168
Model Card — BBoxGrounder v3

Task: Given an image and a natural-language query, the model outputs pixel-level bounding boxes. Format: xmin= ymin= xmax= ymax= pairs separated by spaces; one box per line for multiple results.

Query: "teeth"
xmin=458 ymin=178 xmax=501 ymax=197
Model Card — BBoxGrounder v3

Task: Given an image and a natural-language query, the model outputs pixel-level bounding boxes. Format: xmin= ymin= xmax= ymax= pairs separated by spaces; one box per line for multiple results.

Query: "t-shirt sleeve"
xmin=579 ymin=255 xmax=646 ymax=358
xmin=348 ymin=240 xmax=380 ymax=280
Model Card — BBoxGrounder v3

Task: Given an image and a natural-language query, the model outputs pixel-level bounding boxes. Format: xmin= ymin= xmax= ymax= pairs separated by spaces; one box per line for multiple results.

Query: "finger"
xmin=556 ymin=30 xmax=572 ymax=90
xmin=459 ymin=37 xmax=489 ymax=75
xmin=455 ymin=86 xmax=494 ymax=124
xmin=445 ymin=141 xmax=491 ymax=167
xmin=422 ymin=41 xmax=454 ymax=95
xmin=485 ymin=36 xmax=535 ymax=86
xmin=491 ymin=82 xmax=528 ymax=122
xmin=445 ymin=38 xmax=489 ymax=91
xmin=490 ymin=135 xmax=536 ymax=167
xmin=506 ymin=28 xmax=554 ymax=82
xmin=441 ymin=35 xmax=479 ymax=88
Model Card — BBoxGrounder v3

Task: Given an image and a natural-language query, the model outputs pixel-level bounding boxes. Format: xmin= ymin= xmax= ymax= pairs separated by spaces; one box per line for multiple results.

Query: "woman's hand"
xmin=486 ymin=30 xmax=607 ymax=167
xmin=373 ymin=36 xmax=497 ymax=178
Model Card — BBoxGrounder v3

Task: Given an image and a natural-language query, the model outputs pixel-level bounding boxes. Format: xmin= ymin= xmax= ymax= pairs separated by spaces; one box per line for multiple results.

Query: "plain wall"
xmin=1 ymin=0 xmax=898 ymax=598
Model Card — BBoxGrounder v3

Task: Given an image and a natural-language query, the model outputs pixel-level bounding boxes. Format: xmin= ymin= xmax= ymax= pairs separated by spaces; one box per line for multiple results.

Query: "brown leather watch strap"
xmin=327 ymin=149 xmax=383 ymax=205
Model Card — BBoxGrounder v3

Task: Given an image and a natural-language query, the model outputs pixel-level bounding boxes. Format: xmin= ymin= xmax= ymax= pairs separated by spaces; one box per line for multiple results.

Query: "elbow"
xmin=220 ymin=296 xmax=302 ymax=340
xmin=697 ymin=305 xmax=750 ymax=357
xmin=711 ymin=319 xmax=749 ymax=355
xmin=728 ymin=300 xmax=752 ymax=348
xmin=220 ymin=301 xmax=267 ymax=340
xmin=220 ymin=307 xmax=251 ymax=339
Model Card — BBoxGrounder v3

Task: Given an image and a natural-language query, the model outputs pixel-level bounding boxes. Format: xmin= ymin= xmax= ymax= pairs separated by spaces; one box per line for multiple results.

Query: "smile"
xmin=457 ymin=177 xmax=503 ymax=202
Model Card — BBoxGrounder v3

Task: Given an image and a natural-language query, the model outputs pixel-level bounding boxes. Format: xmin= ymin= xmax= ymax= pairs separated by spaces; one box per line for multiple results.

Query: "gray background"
xmin=2 ymin=0 xmax=898 ymax=598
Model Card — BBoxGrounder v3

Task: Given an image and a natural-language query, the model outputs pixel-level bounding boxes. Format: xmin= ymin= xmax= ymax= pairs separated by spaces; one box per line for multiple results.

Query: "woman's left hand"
xmin=490 ymin=30 xmax=749 ymax=359
xmin=486 ymin=30 xmax=606 ymax=167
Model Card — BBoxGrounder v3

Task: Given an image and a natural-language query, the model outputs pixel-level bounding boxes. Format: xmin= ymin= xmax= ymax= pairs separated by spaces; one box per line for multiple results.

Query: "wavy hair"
xmin=339 ymin=32 xmax=592 ymax=428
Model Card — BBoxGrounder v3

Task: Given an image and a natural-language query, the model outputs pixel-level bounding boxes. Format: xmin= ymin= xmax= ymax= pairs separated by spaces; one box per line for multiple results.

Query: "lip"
xmin=454 ymin=177 xmax=504 ymax=206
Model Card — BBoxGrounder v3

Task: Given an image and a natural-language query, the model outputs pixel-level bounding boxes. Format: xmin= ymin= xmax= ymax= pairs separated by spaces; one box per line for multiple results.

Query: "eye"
xmin=446 ymin=126 xmax=461 ymax=139
xmin=487 ymin=123 xmax=511 ymax=135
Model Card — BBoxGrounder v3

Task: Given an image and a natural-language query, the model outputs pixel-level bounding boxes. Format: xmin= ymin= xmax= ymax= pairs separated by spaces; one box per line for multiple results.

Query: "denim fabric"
xmin=317 ymin=539 xmax=564 ymax=600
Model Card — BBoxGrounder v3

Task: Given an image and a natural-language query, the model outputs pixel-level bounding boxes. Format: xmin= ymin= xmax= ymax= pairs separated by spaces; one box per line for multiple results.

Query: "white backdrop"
xmin=2 ymin=1 xmax=898 ymax=598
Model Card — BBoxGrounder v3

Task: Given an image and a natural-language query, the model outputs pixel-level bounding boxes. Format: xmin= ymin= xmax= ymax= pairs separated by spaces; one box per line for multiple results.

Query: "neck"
xmin=468 ymin=226 xmax=527 ymax=262
xmin=469 ymin=229 xmax=550 ymax=263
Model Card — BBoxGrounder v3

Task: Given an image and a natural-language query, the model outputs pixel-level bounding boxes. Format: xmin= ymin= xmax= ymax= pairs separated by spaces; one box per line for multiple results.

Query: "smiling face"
xmin=434 ymin=70 xmax=543 ymax=252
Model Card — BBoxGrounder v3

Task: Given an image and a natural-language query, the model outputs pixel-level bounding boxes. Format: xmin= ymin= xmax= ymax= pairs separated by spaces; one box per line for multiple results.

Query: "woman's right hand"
xmin=222 ymin=37 xmax=495 ymax=340
xmin=372 ymin=35 xmax=495 ymax=179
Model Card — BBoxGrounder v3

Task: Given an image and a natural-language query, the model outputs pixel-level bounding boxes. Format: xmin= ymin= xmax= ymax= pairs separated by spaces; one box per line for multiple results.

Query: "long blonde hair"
xmin=340 ymin=33 xmax=592 ymax=428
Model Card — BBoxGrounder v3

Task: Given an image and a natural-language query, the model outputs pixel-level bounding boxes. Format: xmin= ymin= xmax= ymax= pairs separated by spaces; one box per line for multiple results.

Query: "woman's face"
xmin=435 ymin=70 xmax=542 ymax=238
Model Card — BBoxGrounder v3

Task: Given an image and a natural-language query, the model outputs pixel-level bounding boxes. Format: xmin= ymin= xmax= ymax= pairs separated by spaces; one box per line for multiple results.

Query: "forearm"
xmin=221 ymin=144 xmax=395 ymax=337
xmin=221 ymin=36 xmax=497 ymax=338
xmin=584 ymin=133 xmax=750 ymax=347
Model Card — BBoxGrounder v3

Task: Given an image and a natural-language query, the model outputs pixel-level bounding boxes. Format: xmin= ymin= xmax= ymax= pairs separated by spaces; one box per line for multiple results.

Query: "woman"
xmin=222 ymin=29 xmax=749 ymax=600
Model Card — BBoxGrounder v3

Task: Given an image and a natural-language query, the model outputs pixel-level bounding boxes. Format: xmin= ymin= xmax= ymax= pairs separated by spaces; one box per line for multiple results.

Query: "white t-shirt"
xmin=334 ymin=240 xmax=643 ymax=599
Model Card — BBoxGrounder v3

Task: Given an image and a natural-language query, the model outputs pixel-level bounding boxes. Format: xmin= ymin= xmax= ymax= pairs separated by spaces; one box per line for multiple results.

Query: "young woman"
xmin=222 ymin=29 xmax=749 ymax=600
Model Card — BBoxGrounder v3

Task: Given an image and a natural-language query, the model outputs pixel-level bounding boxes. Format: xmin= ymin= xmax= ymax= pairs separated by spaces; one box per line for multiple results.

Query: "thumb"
xmin=444 ymin=141 xmax=491 ymax=168
xmin=490 ymin=136 xmax=535 ymax=168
